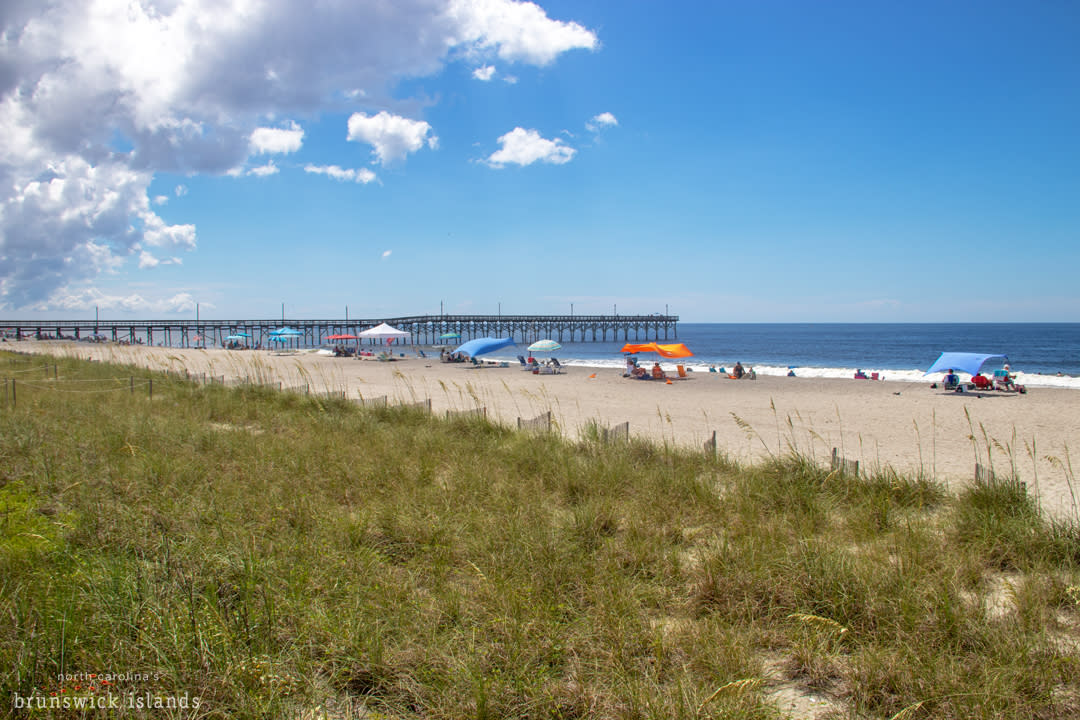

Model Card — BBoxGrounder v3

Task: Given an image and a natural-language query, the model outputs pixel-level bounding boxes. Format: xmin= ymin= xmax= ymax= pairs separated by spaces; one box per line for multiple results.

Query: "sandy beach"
xmin=13 ymin=340 xmax=1080 ymax=522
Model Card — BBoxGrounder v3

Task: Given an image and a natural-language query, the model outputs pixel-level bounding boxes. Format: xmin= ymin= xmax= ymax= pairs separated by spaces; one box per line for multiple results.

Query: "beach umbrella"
xmin=452 ymin=337 xmax=515 ymax=357
xmin=620 ymin=342 xmax=693 ymax=359
xmin=925 ymin=352 xmax=1006 ymax=377
xmin=528 ymin=339 xmax=562 ymax=353
xmin=439 ymin=332 xmax=461 ymax=339
xmin=326 ymin=334 xmax=359 ymax=340
xmin=270 ymin=326 xmax=302 ymax=336
xmin=224 ymin=334 xmax=249 ymax=341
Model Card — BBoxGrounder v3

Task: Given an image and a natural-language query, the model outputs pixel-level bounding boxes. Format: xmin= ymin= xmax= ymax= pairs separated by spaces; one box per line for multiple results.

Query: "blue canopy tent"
xmin=925 ymin=352 xmax=1007 ymax=377
xmin=268 ymin=326 xmax=303 ymax=350
xmin=452 ymin=337 xmax=516 ymax=358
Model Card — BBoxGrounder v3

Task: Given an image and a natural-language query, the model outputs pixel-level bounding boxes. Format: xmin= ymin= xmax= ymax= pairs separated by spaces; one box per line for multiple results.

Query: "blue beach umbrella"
xmin=271 ymin=326 xmax=302 ymax=336
xmin=452 ymin=337 xmax=516 ymax=357
xmin=925 ymin=352 xmax=1006 ymax=377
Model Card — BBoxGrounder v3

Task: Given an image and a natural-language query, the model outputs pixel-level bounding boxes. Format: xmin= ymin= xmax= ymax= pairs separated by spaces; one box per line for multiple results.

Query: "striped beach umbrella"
xmin=528 ymin=339 xmax=562 ymax=352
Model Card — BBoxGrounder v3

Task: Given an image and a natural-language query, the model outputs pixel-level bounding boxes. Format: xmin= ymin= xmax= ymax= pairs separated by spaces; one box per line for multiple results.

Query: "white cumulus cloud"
xmin=249 ymin=122 xmax=305 ymax=155
xmin=138 ymin=251 xmax=160 ymax=269
xmin=473 ymin=65 xmax=496 ymax=81
xmin=586 ymin=111 xmax=618 ymax=131
xmin=304 ymin=165 xmax=377 ymax=184
xmin=447 ymin=0 xmax=598 ymax=65
xmin=0 ymin=156 xmax=192 ymax=307
xmin=248 ymin=161 xmax=280 ymax=177
xmin=347 ymin=112 xmax=439 ymax=166
xmin=138 ymin=251 xmax=184 ymax=268
xmin=486 ymin=127 xmax=575 ymax=167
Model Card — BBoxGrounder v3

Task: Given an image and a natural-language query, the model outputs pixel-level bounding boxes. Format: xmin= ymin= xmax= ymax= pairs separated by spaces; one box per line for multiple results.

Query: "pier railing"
xmin=0 ymin=314 xmax=678 ymax=347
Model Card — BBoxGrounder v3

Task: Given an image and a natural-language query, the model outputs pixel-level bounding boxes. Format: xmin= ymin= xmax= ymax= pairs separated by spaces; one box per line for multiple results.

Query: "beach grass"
xmin=2 ymin=351 xmax=1079 ymax=719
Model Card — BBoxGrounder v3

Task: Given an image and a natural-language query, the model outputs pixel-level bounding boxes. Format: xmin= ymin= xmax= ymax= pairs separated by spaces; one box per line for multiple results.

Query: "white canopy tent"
xmin=358 ymin=322 xmax=411 ymax=344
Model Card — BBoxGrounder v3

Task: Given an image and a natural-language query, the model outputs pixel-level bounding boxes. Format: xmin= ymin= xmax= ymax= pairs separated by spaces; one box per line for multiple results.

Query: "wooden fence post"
xmin=704 ymin=430 xmax=717 ymax=458
xmin=831 ymin=447 xmax=859 ymax=477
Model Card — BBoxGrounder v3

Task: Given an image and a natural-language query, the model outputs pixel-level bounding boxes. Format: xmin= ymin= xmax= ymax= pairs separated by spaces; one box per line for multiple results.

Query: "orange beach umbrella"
xmin=620 ymin=342 xmax=693 ymax=359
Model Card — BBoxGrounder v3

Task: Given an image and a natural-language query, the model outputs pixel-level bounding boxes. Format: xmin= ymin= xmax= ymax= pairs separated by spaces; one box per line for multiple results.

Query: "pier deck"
xmin=1 ymin=314 xmax=678 ymax=348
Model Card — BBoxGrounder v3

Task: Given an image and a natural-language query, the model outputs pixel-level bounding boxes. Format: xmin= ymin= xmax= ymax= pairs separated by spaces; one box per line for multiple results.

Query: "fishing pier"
xmin=1 ymin=314 xmax=679 ymax=348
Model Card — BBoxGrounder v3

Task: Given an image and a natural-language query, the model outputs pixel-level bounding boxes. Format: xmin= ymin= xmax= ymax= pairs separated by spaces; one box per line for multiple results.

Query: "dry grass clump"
xmin=2 ymin=351 xmax=1079 ymax=719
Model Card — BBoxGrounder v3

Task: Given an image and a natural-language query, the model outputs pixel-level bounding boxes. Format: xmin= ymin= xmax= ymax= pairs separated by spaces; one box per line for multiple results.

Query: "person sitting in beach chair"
xmin=971 ymin=373 xmax=992 ymax=390
xmin=943 ymin=369 xmax=960 ymax=390
xmin=651 ymin=362 xmax=667 ymax=380
xmin=631 ymin=365 xmax=650 ymax=380
xmin=994 ymin=365 xmax=1016 ymax=391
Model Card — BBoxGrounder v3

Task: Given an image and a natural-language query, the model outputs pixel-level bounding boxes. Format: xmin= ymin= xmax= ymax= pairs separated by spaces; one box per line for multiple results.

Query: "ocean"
xmin=490 ymin=323 xmax=1080 ymax=390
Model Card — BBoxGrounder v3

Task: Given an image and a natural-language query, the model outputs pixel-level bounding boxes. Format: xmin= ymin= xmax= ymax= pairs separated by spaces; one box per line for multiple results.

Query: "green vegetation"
xmin=2 ymin=352 xmax=1079 ymax=719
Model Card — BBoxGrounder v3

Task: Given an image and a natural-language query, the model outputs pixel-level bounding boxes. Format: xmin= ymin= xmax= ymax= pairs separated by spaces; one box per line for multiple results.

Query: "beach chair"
xmin=993 ymin=369 xmax=1014 ymax=391
xmin=551 ymin=357 xmax=564 ymax=373
xmin=676 ymin=365 xmax=689 ymax=379
xmin=518 ymin=355 xmax=532 ymax=370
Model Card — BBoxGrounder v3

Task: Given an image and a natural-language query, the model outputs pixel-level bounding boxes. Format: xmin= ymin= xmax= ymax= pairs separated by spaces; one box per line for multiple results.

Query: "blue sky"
xmin=2 ymin=0 xmax=1078 ymax=322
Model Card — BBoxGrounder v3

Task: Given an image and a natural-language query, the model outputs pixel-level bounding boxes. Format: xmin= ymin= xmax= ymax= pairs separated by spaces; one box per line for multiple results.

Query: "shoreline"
xmin=11 ymin=340 xmax=1080 ymax=522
